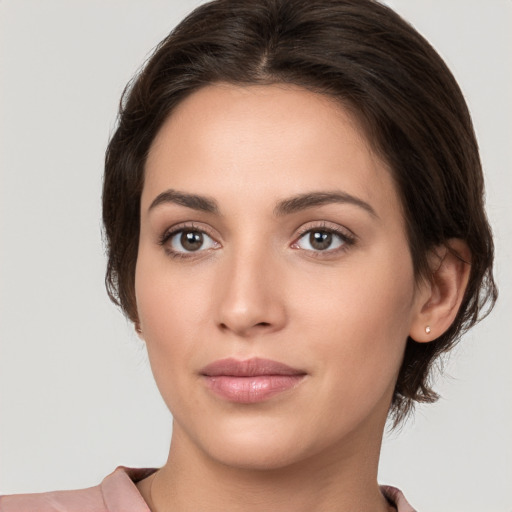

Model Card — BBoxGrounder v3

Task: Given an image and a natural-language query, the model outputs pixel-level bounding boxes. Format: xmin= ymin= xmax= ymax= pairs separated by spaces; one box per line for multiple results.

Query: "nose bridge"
xmin=215 ymin=235 xmax=285 ymax=336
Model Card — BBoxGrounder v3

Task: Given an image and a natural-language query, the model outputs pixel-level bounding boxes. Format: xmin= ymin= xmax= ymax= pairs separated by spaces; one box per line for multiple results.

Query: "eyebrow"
xmin=149 ymin=189 xmax=220 ymax=214
xmin=148 ymin=189 xmax=377 ymax=218
xmin=273 ymin=191 xmax=377 ymax=218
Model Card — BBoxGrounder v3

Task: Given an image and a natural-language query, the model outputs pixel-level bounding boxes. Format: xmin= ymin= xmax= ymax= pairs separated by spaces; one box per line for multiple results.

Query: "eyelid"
xmin=157 ymin=220 xmax=356 ymax=259
xmin=159 ymin=221 xmax=210 ymax=241
xmin=158 ymin=222 xmax=221 ymax=257
xmin=294 ymin=220 xmax=356 ymax=240
xmin=291 ymin=221 xmax=357 ymax=254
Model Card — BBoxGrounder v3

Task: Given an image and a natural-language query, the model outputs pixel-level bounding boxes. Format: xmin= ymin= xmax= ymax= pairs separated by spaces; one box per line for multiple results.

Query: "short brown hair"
xmin=103 ymin=0 xmax=497 ymax=424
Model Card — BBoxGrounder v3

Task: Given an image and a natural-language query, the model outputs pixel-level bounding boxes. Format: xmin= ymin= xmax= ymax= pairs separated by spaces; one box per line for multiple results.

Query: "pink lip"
xmin=200 ymin=358 xmax=307 ymax=403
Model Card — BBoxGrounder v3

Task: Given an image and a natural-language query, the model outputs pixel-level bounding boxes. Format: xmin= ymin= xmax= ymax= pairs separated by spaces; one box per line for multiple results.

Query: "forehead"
xmin=143 ymin=83 xmax=400 ymax=219
xmin=149 ymin=83 xmax=371 ymax=161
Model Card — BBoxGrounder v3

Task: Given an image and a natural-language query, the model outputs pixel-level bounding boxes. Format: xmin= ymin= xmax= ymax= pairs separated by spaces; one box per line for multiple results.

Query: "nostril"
xmin=218 ymin=321 xmax=272 ymax=334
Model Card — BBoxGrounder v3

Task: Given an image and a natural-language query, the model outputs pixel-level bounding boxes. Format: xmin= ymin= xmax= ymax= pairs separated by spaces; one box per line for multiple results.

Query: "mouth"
xmin=199 ymin=357 xmax=307 ymax=403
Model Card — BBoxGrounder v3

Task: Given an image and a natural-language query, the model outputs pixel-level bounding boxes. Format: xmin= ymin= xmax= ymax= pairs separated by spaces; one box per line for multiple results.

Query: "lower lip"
xmin=203 ymin=375 xmax=305 ymax=403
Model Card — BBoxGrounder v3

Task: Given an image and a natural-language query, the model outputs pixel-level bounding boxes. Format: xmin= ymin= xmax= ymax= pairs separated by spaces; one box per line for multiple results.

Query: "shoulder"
xmin=0 ymin=485 xmax=105 ymax=512
xmin=0 ymin=467 xmax=155 ymax=512
xmin=1 ymin=471 xmax=414 ymax=512
xmin=380 ymin=485 xmax=418 ymax=512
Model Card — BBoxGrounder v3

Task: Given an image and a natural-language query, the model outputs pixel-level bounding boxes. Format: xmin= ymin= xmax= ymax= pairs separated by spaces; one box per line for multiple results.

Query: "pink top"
xmin=0 ymin=467 xmax=416 ymax=511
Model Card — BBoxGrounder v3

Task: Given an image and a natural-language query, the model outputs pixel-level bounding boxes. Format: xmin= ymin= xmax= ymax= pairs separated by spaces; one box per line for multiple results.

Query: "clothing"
xmin=0 ymin=467 xmax=416 ymax=511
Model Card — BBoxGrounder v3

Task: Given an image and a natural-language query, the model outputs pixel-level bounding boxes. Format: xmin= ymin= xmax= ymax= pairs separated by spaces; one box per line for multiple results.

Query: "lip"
xmin=200 ymin=357 xmax=307 ymax=403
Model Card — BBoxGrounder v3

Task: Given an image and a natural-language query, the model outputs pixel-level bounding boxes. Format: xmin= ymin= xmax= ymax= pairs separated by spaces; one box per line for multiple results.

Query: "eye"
xmin=292 ymin=227 xmax=353 ymax=253
xmin=162 ymin=227 xmax=220 ymax=256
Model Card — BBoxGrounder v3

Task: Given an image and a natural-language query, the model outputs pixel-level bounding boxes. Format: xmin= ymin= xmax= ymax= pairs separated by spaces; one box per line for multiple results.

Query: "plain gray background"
xmin=1 ymin=1 xmax=511 ymax=510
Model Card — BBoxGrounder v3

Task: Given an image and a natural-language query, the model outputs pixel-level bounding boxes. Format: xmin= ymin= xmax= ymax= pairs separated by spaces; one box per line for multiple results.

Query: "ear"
xmin=134 ymin=320 xmax=144 ymax=340
xmin=409 ymin=239 xmax=471 ymax=342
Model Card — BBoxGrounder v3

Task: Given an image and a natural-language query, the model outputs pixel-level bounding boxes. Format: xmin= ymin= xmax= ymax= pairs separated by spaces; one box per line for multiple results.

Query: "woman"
xmin=0 ymin=0 xmax=498 ymax=510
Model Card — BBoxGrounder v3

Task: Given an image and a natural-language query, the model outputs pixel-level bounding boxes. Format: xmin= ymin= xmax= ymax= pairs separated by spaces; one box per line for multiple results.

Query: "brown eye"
xmin=167 ymin=229 xmax=219 ymax=254
xmin=181 ymin=231 xmax=204 ymax=251
xmin=309 ymin=231 xmax=332 ymax=250
xmin=294 ymin=229 xmax=347 ymax=252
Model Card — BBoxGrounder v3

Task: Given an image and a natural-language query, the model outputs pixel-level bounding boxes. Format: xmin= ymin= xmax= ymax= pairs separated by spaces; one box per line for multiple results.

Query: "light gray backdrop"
xmin=1 ymin=1 xmax=510 ymax=510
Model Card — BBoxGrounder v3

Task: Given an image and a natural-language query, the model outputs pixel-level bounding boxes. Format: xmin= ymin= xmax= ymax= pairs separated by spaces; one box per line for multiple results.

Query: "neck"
xmin=140 ymin=414 xmax=392 ymax=512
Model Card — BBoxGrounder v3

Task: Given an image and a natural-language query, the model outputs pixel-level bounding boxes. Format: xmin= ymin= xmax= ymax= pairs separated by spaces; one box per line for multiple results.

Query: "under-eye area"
xmin=156 ymin=219 xmax=357 ymax=261
xmin=291 ymin=221 xmax=357 ymax=257
xmin=158 ymin=222 xmax=221 ymax=259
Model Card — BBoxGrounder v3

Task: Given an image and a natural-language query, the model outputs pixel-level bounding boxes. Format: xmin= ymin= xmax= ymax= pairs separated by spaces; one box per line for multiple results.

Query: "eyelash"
xmin=158 ymin=222 xmax=218 ymax=260
xmin=158 ymin=222 xmax=357 ymax=260
xmin=292 ymin=223 xmax=356 ymax=257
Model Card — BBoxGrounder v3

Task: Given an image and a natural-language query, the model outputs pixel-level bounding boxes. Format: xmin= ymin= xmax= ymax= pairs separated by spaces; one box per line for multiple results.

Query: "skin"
xmin=134 ymin=83 xmax=469 ymax=512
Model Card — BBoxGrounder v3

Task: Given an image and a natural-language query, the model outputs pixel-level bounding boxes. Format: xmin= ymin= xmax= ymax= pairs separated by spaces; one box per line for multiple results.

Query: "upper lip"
xmin=200 ymin=357 xmax=306 ymax=377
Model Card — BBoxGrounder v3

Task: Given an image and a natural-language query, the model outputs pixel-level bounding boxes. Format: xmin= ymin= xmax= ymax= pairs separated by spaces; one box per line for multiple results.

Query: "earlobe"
xmin=135 ymin=321 xmax=144 ymax=340
xmin=410 ymin=239 xmax=471 ymax=343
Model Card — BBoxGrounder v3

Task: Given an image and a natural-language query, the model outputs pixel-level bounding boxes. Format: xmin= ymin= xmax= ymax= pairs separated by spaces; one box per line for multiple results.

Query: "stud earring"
xmin=425 ymin=326 xmax=431 ymax=334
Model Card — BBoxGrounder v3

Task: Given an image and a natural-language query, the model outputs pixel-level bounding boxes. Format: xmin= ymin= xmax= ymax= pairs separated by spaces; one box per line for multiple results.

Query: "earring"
xmin=425 ymin=325 xmax=431 ymax=334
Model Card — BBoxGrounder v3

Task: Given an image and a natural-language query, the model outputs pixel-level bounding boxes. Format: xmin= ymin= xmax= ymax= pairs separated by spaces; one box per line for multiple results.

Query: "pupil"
xmin=181 ymin=231 xmax=203 ymax=251
xmin=310 ymin=231 xmax=332 ymax=250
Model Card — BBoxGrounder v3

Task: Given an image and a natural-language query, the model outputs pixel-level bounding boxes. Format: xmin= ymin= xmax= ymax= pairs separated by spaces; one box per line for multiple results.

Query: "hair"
xmin=103 ymin=0 xmax=497 ymax=425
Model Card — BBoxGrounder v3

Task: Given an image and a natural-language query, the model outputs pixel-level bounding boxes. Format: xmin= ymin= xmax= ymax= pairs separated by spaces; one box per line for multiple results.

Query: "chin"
xmin=204 ymin=438 xmax=307 ymax=471
xmin=187 ymin=413 xmax=346 ymax=472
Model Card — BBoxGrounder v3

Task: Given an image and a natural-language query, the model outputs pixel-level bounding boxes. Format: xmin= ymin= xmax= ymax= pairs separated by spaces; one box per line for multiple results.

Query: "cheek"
xmin=293 ymin=251 xmax=415 ymax=401
xmin=135 ymin=241 xmax=212 ymax=334
xmin=134 ymin=251 xmax=214 ymax=395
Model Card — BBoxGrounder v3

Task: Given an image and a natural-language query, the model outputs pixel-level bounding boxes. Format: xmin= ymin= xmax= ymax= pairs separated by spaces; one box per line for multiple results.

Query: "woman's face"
xmin=136 ymin=83 xmax=425 ymax=469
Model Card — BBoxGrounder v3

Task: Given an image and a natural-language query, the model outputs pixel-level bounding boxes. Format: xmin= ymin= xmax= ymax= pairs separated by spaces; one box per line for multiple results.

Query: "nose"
xmin=215 ymin=244 xmax=287 ymax=338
